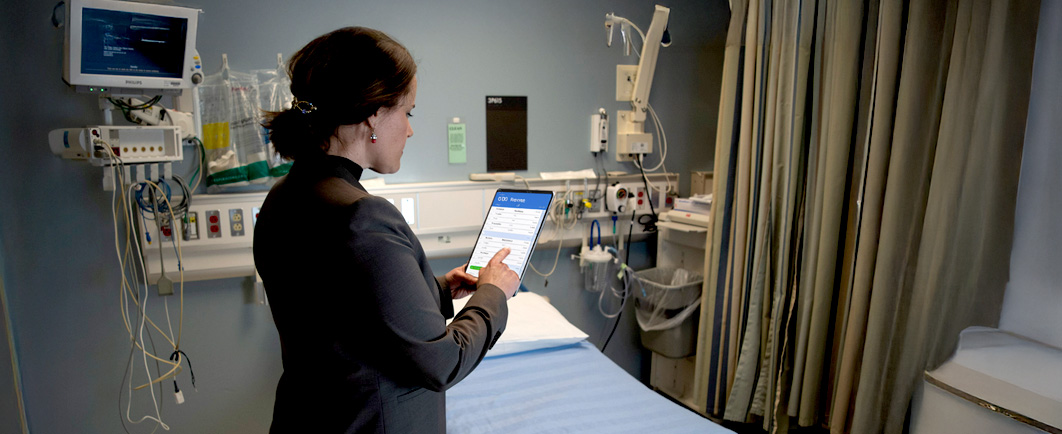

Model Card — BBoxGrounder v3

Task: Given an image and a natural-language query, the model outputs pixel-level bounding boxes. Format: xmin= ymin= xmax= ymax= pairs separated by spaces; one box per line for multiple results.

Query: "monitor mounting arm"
xmin=605 ymin=5 xmax=671 ymax=161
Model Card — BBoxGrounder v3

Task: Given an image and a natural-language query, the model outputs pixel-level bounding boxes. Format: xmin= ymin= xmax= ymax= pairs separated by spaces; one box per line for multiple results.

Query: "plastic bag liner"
xmin=634 ymin=267 xmax=703 ymax=332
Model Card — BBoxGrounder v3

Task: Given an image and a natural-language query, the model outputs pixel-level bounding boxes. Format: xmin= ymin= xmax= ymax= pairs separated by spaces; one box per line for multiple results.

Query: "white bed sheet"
xmin=446 ymin=341 xmax=733 ymax=434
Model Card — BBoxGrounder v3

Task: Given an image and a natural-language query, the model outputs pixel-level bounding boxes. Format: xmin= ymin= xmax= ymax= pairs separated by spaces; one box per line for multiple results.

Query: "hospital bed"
xmin=446 ymin=292 xmax=733 ymax=434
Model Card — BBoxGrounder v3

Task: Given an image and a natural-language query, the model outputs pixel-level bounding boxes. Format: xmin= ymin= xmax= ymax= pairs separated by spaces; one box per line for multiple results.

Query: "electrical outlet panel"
xmin=158 ymin=215 xmax=173 ymax=243
xmin=631 ymin=186 xmax=648 ymax=212
xmin=205 ymin=210 xmax=221 ymax=239
xmin=229 ymin=209 xmax=245 ymax=237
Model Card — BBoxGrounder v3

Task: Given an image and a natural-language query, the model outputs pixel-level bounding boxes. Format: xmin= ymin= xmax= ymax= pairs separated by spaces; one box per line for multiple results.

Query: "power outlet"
xmin=630 ymin=187 xmax=649 ymax=212
xmin=206 ymin=210 xmax=221 ymax=239
xmin=229 ymin=209 xmax=245 ymax=237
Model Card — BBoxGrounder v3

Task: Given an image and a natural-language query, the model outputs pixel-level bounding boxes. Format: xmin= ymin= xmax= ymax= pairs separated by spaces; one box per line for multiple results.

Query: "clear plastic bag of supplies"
xmin=634 ymin=268 xmax=703 ymax=332
xmin=253 ymin=54 xmax=294 ymax=178
xmin=197 ymin=54 xmax=273 ymax=191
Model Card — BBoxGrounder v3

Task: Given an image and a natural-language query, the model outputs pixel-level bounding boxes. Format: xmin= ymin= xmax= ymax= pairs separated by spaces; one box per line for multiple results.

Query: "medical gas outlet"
xmin=606 ymin=183 xmax=630 ymax=213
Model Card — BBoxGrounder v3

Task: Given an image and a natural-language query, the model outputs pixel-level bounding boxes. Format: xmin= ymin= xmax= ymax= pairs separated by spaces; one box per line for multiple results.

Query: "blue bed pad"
xmin=446 ymin=341 xmax=734 ymax=433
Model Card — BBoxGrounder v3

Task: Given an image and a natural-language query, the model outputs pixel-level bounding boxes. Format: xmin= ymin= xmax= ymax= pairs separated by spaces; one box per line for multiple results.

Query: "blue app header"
xmin=492 ymin=191 xmax=552 ymax=210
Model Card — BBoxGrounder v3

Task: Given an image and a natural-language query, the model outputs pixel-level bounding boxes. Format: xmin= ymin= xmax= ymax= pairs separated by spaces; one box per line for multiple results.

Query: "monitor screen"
xmin=63 ymin=0 xmax=200 ymax=94
xmin=80 ymin=8 xmax=188 ymax=79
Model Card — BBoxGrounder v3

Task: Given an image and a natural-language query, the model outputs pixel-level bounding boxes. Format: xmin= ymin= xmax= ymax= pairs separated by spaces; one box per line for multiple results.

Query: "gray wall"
xmin=999 ymin=1 xmax=1062 ymax=348
xmin=0 ymin=0 xmax=727 ymax=432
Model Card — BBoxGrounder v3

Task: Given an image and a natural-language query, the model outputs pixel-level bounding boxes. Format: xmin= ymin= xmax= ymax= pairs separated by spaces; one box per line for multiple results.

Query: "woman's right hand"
xmin=476 ymin=248 xmax=520 ymax=299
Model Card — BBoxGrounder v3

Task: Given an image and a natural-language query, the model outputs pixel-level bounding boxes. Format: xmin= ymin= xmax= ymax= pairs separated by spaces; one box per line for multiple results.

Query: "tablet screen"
xmin=466 ymin=189 xmax=554 ymax=279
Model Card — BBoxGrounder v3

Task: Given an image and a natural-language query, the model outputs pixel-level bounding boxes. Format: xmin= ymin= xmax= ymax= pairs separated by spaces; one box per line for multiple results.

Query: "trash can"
xmin=634 ymin=268 xmax=703 ymax=358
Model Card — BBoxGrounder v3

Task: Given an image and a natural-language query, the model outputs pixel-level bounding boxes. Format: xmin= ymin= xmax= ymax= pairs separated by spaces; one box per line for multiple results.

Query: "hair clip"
xmin=292 ymin=100 xmax=317 ymax=114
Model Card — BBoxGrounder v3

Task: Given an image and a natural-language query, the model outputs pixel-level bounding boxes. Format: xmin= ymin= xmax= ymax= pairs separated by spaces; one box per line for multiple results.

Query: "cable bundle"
xmin=97 ymin=138 xmax=196 ymax=432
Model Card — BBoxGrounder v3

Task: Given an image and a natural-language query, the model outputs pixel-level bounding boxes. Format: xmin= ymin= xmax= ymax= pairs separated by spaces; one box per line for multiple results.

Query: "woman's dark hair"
xmin=263 ymin=27 xmax=416 ymax=160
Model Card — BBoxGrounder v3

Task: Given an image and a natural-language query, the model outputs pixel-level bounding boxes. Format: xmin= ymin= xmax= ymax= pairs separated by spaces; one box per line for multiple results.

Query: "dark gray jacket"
xmin=253 ymin=155 xmax=507 ymax=433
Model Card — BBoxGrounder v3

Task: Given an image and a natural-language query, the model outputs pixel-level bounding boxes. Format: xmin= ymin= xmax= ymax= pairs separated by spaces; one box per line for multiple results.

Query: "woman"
xmin=253 ymin=27 xmax=520 ymax=433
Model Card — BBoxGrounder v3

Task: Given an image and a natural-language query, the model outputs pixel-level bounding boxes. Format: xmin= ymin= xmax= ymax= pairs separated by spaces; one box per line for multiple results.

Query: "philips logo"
xmin=125 ymin=80 xmax=143 ymax=85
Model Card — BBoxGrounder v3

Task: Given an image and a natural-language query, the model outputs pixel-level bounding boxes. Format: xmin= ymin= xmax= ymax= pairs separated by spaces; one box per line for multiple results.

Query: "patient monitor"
xmin=63 ymin=0 xmax=203 ymax=96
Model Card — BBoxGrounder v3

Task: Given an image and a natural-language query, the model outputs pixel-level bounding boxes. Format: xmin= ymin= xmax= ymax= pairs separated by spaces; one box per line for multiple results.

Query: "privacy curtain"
xmin=697 ymin=0 xmax=1040 ymax=433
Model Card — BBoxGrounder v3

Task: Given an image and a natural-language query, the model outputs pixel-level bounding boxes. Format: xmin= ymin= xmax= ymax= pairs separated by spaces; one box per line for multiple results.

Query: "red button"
xmin=209 ymin=215 xmax=219 ymax=224
xmin=210 ymin=225 xmax=219 ymax=233
xmin=638 ymin=199 xmax=644 ymax=205
xmin=637 ymin=191 xmax=644 ymax=197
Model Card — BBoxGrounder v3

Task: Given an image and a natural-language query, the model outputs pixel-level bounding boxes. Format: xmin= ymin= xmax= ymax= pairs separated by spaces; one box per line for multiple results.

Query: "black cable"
xmin=602 ymin=155 xmax=611 ymax=197
xmin=109 ymin=96 xmax=163 ymax=111
xmin=590 ymin=152 xmax=605 ymax=201
xmin=51 ymin=2 xmax=65 ymax=28
xmin=601 ymin=310 xmax=623 ymax=353
xmin=605 ymin=207 xmax=638 ymax=353
xmin=636 ymin=156 xmax=659 ymax=232
xmin=169 ymin=350 xmax=197 ymax=392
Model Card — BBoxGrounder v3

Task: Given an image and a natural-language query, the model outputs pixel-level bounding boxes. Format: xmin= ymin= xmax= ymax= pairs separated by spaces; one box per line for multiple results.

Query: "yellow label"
xmin=201 ymin=122 xmax=231 ymax=150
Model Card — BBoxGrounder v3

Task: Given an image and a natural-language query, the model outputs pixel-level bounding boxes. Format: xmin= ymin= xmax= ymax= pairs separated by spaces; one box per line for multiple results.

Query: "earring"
xmin=371 ymin=130 xmax=377 ymax=143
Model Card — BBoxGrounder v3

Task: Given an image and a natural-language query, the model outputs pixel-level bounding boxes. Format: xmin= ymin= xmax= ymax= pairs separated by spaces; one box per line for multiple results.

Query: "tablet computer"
xmin=465 ymin=189 xmax=554 ymax=280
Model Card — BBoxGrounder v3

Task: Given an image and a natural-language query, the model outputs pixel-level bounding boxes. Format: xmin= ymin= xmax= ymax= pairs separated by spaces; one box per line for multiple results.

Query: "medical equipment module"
xmin=63 ymin=0 xmax=203 ymax=95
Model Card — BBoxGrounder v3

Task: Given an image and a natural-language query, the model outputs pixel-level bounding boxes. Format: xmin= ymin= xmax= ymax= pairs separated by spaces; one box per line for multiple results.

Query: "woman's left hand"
xmin=444 ymin=264 xmax=478 ymax=299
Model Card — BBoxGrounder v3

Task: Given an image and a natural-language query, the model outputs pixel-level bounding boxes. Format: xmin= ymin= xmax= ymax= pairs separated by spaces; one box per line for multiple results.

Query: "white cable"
xmin=598 ymin=260 xmax=636 ymax=318
xmin=612 ymin=16 xmax=646 ymax=46
xmin=128 ymin=183 xmax=169 ymax=431
xmin=529 ymin=188 xmax=578 ymax=278
xmin=639 ymin=105 xmax=668 ymax=172
xmin=100 ymin=153 xmax=166 ymax=430
xmin=98 ymin=144 xmax=177 ymax=430
xmin=136 ymin=270 xmax=168 ymax=430
xmin=626 ymin=29 xmax=643 ymax=60
xmin=164 ymin=297 xmax=175 ymax=349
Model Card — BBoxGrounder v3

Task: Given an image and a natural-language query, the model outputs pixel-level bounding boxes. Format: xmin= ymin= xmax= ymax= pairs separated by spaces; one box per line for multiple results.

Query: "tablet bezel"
xmin=465 ymin=189 xmax=555 ymax=281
